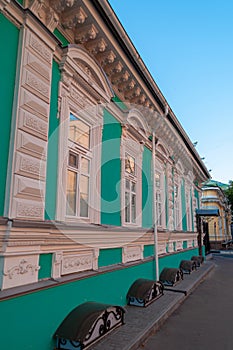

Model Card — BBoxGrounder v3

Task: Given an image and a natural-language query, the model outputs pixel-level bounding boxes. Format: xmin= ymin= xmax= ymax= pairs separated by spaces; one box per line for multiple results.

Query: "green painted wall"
xmin=0 ymin=15 xmax=19 ymax=215
xmin=98 ymin=248 xmax=122 ymax=267
xmin=144 ymin=244 xmax=154 ymax=258
xmin=53 ymin=28 xmax=69 ymax=47
xmin=159 ymin=247 xmax=199 ymax=273
xmin=38 ymin=254 xmax=53 ymax=280
xmin=142 ymin=147 xmax=153 ymax=228
xmin=112 ymin=95 xmax=128 ymax=110
xmin=194 ymin=188 xmax=200 ymax=209
xmin=45 ymin=61 xmax=60 ymax=220
xmin=0 ymin=261 xmax=154 ymax=350
xmin=101 ymin=110 xmax=121 ymax=225
xmin=181 ymin=178 xmax=187 ymax=231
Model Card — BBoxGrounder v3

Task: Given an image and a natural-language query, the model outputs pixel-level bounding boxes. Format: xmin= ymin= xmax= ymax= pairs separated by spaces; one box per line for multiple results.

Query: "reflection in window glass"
xmin=81 ymin=157 xmax=90 ymax=174
xmin=125 ymin=192 xmax=130 ymax=223
xmin=66 ymin=170 xmax=77 ymax=216
xmin=125 ymin=153 xmax=135 ymax=174
xmin=69 ymin=114 xmax=90 ymax=149
xmin=80 ymin=175 xmax=89 ymax=217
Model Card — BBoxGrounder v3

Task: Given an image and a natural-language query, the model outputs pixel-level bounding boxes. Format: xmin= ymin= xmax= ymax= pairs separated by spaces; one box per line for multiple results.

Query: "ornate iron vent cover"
xmin=191 ymin=255 xmax=204 ymax=267
xmin=159 ymin=267 xmax=183 ymax=286
xmin=179 ymin=260 xmax=197 ymax=274
xmin=127 ymin=278 xmax=164 ymax=307
xmin=54 ymin=302 xmax=125 ymax=349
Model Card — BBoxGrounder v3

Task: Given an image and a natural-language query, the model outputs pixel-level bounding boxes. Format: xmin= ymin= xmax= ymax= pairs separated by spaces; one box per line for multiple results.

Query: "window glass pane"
xmin=81 ymin=157 xmax=90 ymax=174
xmin=69 ymin=152 xmax=78 ymax=168
xmin=125 ymin=192 xmax=130 ymax=222
xmin=131 ymin=182 xmax=136 ymax=192
xmin=125 ymin=153 xmax=135 ymax=174
xmin=131 ymin=193 xmax=136 ymax=223
xmin=80 ymin=194 xmax=88 ymax=217
xmin=125 ymin=179 xmax=130 ymax=190
xmin=66 ymin=170 xmax=77 ymax=215
xmin=69 ymin=114 xmax=90 ymax=149
xmin=80 ymin=175 xmax=89 ymax=195
xmin=79 ymin=175 xmax=89 ymax=217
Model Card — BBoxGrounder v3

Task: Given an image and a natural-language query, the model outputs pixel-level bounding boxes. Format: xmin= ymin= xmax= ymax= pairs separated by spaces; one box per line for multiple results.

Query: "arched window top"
xmin=61 ymin=45 xmax=113 ymax=102
xmin=127 ymin=108 xmax=150 ymax=138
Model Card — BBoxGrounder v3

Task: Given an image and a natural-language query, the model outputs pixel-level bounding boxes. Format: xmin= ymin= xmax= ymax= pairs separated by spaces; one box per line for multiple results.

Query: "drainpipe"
xmin=152 ymin=130 xmax=159 ymax=281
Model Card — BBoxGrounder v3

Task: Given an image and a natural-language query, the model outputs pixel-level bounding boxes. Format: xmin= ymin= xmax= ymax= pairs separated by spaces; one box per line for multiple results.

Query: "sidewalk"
xmin=91 ymin=259 xmax=215 ymax=350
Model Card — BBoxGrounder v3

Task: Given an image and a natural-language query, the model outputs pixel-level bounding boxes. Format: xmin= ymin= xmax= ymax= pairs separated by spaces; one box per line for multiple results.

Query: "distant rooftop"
xmin=202 ymin=179 xmax=229 ymax=191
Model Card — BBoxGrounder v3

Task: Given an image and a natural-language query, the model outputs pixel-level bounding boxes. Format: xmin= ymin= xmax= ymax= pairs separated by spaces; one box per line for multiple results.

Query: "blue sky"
xmin=109 ymin=0 xmax=233 ymax=184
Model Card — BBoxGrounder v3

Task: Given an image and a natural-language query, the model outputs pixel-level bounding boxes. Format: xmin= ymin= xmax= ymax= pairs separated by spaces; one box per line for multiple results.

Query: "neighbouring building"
xmin=201 ymin=180 xmax=231 ymax=249
xmin=0 ymin=1 xmax=210 ymax=349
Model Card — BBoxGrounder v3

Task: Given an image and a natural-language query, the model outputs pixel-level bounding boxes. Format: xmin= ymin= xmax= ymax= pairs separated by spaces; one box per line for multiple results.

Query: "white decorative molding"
xmin=122 ymin=245 xmax=143 ymax=263
xmin=18 ymin=110 xmax=48 ymax=141
xmin=14 ymin=175 xmax=45 ymax=202
xmin=16 ymin=130 xmax=46 ymax=160
xmin=28 ymin=32 xmax=52 ymax=63
xmin=61 ymin=253 xmax=93 ymax=275
xmin=193 ymin=238 xmax=198 ymax=247
xmin=158 ymin=243 xmax=166 ymax=255
xmin=167 ymin=241 xmax=174 ymax=253
xmin=176 ymin=240 xmax=183 ymax=251
xmin=4 ymin=259 xmax=40 ymax=279
xmin=20 ymin=89 xmax=49 ymax=121
xmin=16 ymin=201 xmax=44 ymax=219
xmin=52 ymin=251 xmax=63 ymax=279
xmin=24 ymin=50 xmax=51 ymax=81
xmin=22 ymin=70 xmax=50 ymax=102
xmin=187 ymin=239 xmax=193 ymax=248
xmin=0 ymin=0 xmax=9 ymax=11
xmin=2 ymin=255 xmax=40 ymax=289
xmin=15 ymin=153 xmax=46 ymax=180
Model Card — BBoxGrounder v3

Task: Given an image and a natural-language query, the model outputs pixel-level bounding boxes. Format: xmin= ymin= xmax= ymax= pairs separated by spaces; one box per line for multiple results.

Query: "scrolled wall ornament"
xmin=4 ymin=259 xmax=40 ymax=279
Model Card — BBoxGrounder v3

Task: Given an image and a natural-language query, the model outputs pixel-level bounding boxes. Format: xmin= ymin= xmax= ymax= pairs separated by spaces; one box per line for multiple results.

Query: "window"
xmin=155 ymin=173 xmax=162 ymax=227
xmin=66 ymin=114 xmax=91 ymax=218
xmin=174 ymin=184 xmax=180 ymax=230
xmin=124 ymin=154 xmax=137 ymax=224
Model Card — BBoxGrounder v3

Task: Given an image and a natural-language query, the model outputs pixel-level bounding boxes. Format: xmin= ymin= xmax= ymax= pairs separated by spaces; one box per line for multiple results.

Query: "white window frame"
xmin=154 ymin=160 xmax=166 ymax=229
xmin=121 ymin=136 xmax=142 ymax=227
xmin=56 ymin=98 xmax=103 ymax=224
xmin=66 ymin=114 xmax=91 ymax=219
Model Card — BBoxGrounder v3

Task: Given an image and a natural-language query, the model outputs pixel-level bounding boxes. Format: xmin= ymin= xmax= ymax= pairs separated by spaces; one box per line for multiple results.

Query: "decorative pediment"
xmin=127 ymin=108 xmax=150 ymax=138
xmin=61 ymin=45 xmax=113 ymax=102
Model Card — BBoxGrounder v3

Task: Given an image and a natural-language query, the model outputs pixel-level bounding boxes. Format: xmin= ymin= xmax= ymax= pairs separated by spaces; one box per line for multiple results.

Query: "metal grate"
xmin=179 ymin=260 xmax=197 ymax=274
xmin=191 ymin=255 xmax=204 ymax=267
xmin=159 ymin=267 xmax=183 ymax=286
xmin=127 ymin=278 xmax=164 ymax=307
xmin=54 ymin=302 xmax=125 ymax=349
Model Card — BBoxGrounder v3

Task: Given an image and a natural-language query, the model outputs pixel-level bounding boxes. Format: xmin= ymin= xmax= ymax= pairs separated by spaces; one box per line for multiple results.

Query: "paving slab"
xmin=91 ymin=261 xmax=215 ymax=350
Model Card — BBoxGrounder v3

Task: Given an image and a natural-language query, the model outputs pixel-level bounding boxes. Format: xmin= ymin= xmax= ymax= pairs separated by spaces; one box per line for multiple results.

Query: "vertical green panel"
xmin=142 ymin=147 xmax=153 ymax=228
xmin=101 ymin=110 xmax=121 ymax=225
xmin=98 ymin=248 xmax=122 ymax=267
xmin=0 ymin=15 xmax=19 ymax=215
xmin=194 ymin=188 xmax=200 ymax=209
xmin=38 ymin=254 xmax=52 ymax=279
xmin=143 ymin=244 xmax=154 ymax=258
xmin=181 ymin=178 xmax=187 ymax=231
xmin=45 ymin=61 xmax=60 ymax=220
xmin=53 ymin=28 xmax=69 ymax=47
xmin=0 ymin=261 xmax=154 ymax=350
